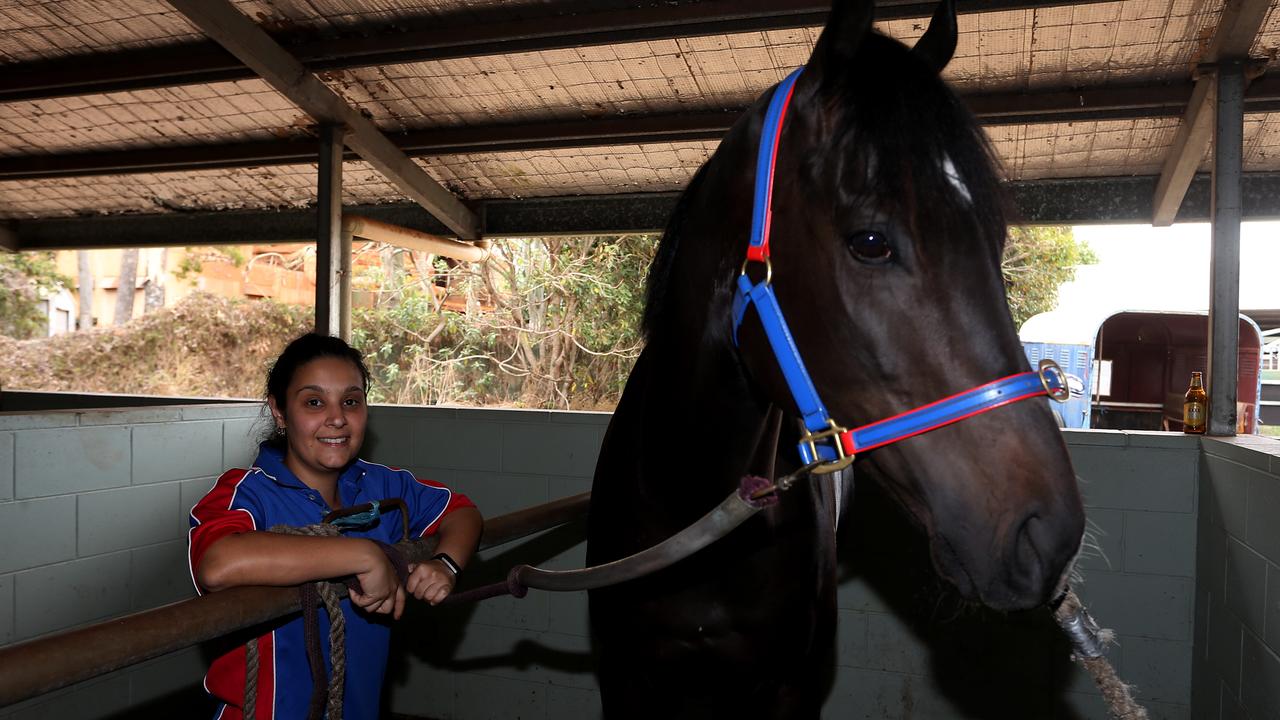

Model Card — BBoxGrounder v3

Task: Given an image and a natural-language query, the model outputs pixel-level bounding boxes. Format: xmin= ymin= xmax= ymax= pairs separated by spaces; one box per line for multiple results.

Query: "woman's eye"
xmin=847 ymin=230 xmax=893 ymax=263
xmin=344 ymin=397 xmax=362 ymax=407
xmin=306 ymin=398 xmax=322 ymax=407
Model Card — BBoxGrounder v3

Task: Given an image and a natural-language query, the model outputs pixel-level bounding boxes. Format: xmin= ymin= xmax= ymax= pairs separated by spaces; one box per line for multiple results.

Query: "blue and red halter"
xmin=731 ymin=68 xmax=1068 ymax=472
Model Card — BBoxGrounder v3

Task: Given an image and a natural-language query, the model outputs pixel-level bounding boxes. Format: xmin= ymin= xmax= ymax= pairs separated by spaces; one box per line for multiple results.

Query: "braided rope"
xmin=1054 ymin=589 xmax=1149 ymax=720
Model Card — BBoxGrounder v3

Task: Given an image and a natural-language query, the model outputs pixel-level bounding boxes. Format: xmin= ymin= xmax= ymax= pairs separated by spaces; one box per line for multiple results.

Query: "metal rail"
xmin=0 ymin=492 xmax=591 ymax=708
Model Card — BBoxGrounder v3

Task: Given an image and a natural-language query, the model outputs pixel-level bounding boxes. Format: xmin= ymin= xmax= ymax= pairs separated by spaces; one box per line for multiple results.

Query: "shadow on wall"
xmin=838 ymin=479 xmax=1086 ymax=719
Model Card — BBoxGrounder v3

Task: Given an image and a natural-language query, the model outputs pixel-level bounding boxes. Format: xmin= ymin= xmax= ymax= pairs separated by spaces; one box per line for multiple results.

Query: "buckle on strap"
xmin=1038 ymin=359 xmax=1070 ymax=403
xmin=797 ymin=419 xmax=856 ymax=474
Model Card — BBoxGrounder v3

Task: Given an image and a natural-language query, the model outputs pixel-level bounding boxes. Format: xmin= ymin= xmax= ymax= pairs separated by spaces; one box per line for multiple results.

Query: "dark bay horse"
xmin=584 ymin=1 xmax=1086 ymax=717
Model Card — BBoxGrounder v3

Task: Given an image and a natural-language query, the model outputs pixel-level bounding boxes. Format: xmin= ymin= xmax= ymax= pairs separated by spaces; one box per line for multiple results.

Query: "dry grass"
xmin=0 ymin=293 xmax=311 ymax=399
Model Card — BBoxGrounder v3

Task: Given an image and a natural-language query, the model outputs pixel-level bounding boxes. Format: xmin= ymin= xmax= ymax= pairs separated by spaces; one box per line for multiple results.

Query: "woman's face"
xmin=268 ymin=356 xmax=368 ymax=484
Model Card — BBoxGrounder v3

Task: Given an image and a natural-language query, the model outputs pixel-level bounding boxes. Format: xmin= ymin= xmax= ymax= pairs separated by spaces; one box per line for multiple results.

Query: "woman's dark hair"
xmin=261 ymin=333 xmax=371 ymax=449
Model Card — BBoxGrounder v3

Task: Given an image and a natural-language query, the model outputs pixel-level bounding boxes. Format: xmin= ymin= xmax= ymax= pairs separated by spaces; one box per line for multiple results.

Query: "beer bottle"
xmin=1183 ymin=371 xmax=1207 ymax=434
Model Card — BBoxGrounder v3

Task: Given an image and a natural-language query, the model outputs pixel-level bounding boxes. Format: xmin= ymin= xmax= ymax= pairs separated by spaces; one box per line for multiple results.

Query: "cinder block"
xmin=837 ymin=577 xmax=891 ymax=613
xmin=454 ymin=673 xmax=544 ymax=720
xmin=363 ymin=415 xmax=415 ymax=468
xmin=6 ymin=675 xmax=131 ymax=720
xmin=1202 ymin=438 xmax=1273 ymax=472
xmin=547 ymin=587 xmax=589 ymax=637
xmin=823 ymin=667 xmax=909 ymax=719
xmin=443 ymin=470 xmax=547 ymax=518
xmin=864 ymin=612 xmax=929 ymax=675
xmin=0 ymin=497 xmax=76 ymax=574
xmin=131 ymin=540 xmax=196 ymax=611
xmin=550 ymin=475 xmax=592 ymax=499
xmin=1225 ymin=538 xmax=1267 ymax=635
xmin=1207 ymin=602 xmax=1243 ymax=698
xmin=835 ymin=609 xmax=869 ymax=669
xmin=1063 ymin=429 xmax=1127 ymax=447
xmin=548 ymin=410 xmax=611 ymax=426
xmin=500 ymin=422 xmax=601 ymax=477
xmin=1199 ymin=524 xmax=1229 ymax=604
xmin=14 ymin=425 xmax=131 ymax=498
xmin=0 ymin=432 xmax=13 ymax=502
xmin=1267 ymin=564 xmax=1280 ymax=655
xmin=1222 ymin=683 xmax=1249 ymax=720
xmin=547 ymin=685 xmax=602 ymax=719
xmin=222 ymin=418 xmax=259 ymax=469
xmin=1140 ymin=700 xmax=1191 ymax=720
xmin=1124 ymin=511 xmax=1196 ymax=577
xmin=77 ymin=483 xmax=183 ymax=557
xmin=76 ymin=407 xmax=182 ymax=426
xmin=1241 ymin=631 xmax=1280 ymax=720
xmin=0 ymin=413 xmax=77 ymax=432
xmin=1062 ymin=691 xmax=1113 ymax=720
xmin=0 ymin=574 xmax=12 ymax=645
xmin=1073 ymin=571 xmax=1193 ymax=641
xmin=1247 ymin=472 xmax=1280 ymax=562
xmin=385 ymin=656 xmax=455 ymax=719
xmin=534 ymin=631 xmax=596 ymax=690
xmin=1119 ymin=636 xmax=1193 ymax=704
xmin=179 ymin=404 xmax=261 ymax=421
xmin=1189 ymin=653 xmax=1219 ymax=720
xmin=127 ymin=646 xmax=207 ymax=705
xmin=470 ymin=582 xmax=550 ymax=633
xmin=14 ymin=551 xmax=131 ymax=639
xmin=1203 ymin=455 xmax=1250 ymax=536
xmin=1069 ymin=446 xmax=1195 ymax=513
xmin=1078 ymin=508 xmax=1123 ymax=572
xmin=131 ymin=421 xmax=222 ymax=484
xmin=411 ymin=417 xmax=503 ymax=472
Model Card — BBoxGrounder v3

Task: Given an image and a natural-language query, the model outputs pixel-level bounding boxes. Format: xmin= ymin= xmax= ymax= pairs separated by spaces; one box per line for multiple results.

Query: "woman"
xmin=189 ymin=333 xmax=482 ymax=719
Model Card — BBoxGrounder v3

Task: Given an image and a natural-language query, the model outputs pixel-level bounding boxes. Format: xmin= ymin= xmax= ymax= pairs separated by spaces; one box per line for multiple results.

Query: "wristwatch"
xmin=431 ymin=552 xmax=461 ymax=577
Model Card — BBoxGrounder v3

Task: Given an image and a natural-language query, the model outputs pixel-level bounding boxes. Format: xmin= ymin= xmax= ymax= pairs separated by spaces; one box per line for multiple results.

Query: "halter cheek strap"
xmin=731 ymin=67 xmax=1069 ymax=471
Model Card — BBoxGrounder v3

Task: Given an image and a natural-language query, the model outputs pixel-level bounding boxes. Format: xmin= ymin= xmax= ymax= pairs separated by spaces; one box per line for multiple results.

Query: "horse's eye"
xmin=847 ymin=230 xmax=893 ymax=263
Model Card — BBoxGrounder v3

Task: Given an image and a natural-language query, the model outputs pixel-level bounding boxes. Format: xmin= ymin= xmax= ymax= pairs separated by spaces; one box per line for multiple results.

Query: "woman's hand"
xmin=405 ymin=559 xmax=456 ymax=605
xmin=348 ymin=541 xmax=407 ymax=619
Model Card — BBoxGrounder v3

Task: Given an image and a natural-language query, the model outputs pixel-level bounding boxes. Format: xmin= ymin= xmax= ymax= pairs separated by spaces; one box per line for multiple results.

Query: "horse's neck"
xmin=627 ymin=335 xmax=780 ymax=487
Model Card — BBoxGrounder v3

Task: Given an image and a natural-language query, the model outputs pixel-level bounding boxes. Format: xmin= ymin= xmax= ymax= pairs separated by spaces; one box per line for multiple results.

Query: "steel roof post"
xmin=1208 ymin=61 xmax=1245 ymax=436
xmin=315 ymin=123 xmax=348 ymax=340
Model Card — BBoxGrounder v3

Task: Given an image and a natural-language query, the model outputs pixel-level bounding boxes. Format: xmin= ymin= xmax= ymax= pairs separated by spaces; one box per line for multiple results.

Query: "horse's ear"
xmin=811 ymin=0 xmax=874 ymax=69
xmin=912 ymin=0 xmax=958 ymax=73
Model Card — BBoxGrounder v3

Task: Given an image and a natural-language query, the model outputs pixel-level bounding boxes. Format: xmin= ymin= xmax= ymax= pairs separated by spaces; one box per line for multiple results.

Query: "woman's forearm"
xmin=196 ymin=532 xmax=379 ymax=592
xmin=432 ymin=506 xmax=483 ymax=570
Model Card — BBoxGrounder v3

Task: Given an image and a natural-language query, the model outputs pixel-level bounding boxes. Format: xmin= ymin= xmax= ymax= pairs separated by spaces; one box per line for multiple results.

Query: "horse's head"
xmin=731 ymin=0 xmax=1085 ymax=610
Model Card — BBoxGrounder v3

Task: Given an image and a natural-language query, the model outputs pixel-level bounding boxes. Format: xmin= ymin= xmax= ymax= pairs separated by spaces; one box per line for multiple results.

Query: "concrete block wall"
xmin=0 ymin=401 xmax=1254 ymax=720
xmin=1193 ymin=435 xmax=1280 ymax=719
xmin=0 ymin=403 xmax=264 ymax=720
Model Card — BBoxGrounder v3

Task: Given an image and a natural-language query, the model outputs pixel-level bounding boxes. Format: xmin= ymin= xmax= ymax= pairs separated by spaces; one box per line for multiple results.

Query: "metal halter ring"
xmin=739 ymin=257 xmax=773 ymax=285
xmin=800 ymin=419 xmax=856 ymax=475
xmin=1037 ymin=359 xmax=1070 ymax=403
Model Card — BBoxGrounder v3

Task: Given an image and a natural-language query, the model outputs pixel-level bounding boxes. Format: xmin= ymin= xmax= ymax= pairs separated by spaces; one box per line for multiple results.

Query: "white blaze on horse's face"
xmin=942 ymin=155 xmax=972 ymax=204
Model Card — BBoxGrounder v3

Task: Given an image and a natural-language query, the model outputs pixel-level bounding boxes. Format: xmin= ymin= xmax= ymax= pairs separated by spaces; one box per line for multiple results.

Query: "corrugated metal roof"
xmin=1 ymin=0 xmax=1278 ymax=222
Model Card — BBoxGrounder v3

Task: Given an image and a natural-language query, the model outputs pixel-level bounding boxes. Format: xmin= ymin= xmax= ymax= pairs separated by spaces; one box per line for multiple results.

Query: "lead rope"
xmin=243 ymin=523 xmax=348 ymax=720
xmin=1053 ymin=588 xmax=1150 ymax=720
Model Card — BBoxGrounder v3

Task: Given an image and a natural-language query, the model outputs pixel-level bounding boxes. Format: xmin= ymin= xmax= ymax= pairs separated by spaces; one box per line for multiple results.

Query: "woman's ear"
xmin=267 ymin=396 xmax=286 ymax=430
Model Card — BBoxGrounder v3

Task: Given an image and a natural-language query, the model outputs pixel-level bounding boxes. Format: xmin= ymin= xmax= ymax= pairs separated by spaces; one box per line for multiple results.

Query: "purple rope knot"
xmin=739 ymin=475 xmax=779 ymax=508
xmin=506 ymin=566 xmax=529 ymax=599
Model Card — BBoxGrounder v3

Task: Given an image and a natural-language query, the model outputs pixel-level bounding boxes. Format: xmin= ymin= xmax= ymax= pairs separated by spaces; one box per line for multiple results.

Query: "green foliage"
xmin=352 ymin=235 xmax=653 ymax=409
xmin=218 ymin=247 xmax=247 ymax=267
xmin=0 ymin=251 xmax=70 ymax=339
xmin=174 ymin=256 xmax=203 ymax=283
xmin=1002 ymin=226 xmax=1097 ymax=328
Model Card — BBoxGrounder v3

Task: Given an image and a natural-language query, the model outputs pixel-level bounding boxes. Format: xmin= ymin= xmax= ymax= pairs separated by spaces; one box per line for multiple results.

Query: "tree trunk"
xmin=143 ymin=248 xmax=166 ymax=313
xmin=114 ymin=248 xmax=138 ymax=326
xmin=77 ymin=251 xmax=93 ymax=330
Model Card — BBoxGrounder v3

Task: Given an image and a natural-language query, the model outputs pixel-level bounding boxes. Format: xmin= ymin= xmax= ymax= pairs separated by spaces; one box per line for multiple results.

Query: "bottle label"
xmin=1185 ymin=402 xmax=1205 ymax=426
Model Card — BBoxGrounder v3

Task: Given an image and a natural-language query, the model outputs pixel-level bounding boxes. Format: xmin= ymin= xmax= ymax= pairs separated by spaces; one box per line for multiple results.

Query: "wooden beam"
xmin=165 ymin=0 xmax=480 ymax=239
xmin=0 ymin=223 xmax=18 ymax=252
xmin=1151 ymin=0 xmax=1270 ymax=226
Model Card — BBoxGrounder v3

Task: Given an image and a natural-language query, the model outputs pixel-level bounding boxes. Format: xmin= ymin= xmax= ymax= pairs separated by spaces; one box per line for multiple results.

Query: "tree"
xmin=114 ymin=248 xmax=139 ymax=325
xmin=1002 ymin=226 xmax=1097 ymax=328
xmin=0 ymin=251 xmax=70 ymax=339
xmin=77 ymin=251 xmax=93 ymax=329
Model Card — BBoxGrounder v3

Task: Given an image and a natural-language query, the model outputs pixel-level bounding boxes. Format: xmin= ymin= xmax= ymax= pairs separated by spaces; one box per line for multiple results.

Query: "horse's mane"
xmin=642 ymin=31 xmax=1008 ymax=340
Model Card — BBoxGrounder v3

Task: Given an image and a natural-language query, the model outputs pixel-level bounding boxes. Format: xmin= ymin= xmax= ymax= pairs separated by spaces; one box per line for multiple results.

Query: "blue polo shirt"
xmin=188 ymin=444 xmax=474 ymax=720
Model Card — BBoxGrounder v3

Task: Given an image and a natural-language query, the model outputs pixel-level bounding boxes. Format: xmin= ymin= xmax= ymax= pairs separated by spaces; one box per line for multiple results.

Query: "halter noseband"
xmin=731 ymin=67 xmax=1069 ymax=474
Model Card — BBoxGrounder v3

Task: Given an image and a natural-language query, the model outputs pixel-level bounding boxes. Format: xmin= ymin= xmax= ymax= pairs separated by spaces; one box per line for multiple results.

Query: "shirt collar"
xmin=253 ymin=443 xmax=366 ymax=493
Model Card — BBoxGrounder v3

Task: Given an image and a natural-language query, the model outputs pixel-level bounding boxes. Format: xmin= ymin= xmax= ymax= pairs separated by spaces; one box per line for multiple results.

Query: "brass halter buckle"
xmin=800 ymin=419 xmax=856 ymax=475
xmin=739 ymin=257 xmax=773 ymax=286
xmin=1037 ymin=359 xmax=1070 ymax=403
